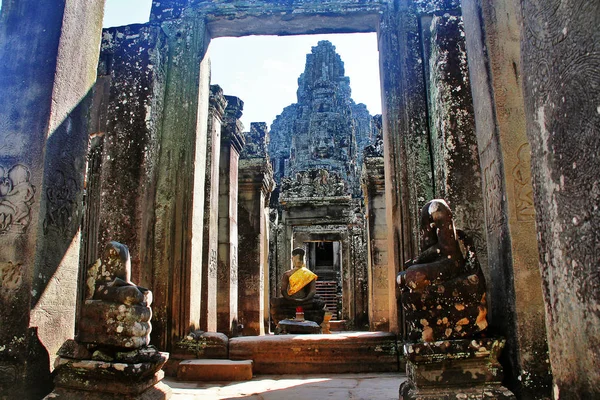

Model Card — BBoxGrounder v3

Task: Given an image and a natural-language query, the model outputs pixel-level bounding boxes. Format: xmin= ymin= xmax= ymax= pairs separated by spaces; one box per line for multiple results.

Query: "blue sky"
xmin=103 ymin=0 xmax=382 ymax=129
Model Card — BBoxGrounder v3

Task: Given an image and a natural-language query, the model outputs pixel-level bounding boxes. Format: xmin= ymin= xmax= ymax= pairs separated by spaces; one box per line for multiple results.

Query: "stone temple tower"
xmin=269 ymin=40 xmax=374 ymax=198
xmin=268 ymin=40 xmax=375 ymax=327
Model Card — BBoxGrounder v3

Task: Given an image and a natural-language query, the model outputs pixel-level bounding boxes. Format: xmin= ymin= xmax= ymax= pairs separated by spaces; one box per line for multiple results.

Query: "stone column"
xmin=362 ymin=153 xmax=390 ymax=331
xmin=0 ymin=1 xmax=104 ymax=397
xmin=378 ymin=2 xmax=434 ymax=333
xmin=238 ymin=123 xmax=274 ymax=336
xmin=151 ymin=13 xmax=211 ymax=349
xmin=217 ymin=96 xmax=245 ymax=336
xmin=461 ymin=0 xmax=552 ymax=397
xmin=520 ymin=0 xmax=600 ymax=397
xmin=200 ymin=85 xmax=227 ymax=332
xmin=422 ymin=13 xmax=488 ymax=275
xmin=87 ymin=24 xmax=168 ymax=300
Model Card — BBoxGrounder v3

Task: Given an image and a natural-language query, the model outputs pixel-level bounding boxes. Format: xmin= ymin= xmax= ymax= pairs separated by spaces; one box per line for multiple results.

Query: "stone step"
xmin=177 ymin=359 xmax=253 ymax=382
xmin=229 ymin=332 xmax=399 ymax=375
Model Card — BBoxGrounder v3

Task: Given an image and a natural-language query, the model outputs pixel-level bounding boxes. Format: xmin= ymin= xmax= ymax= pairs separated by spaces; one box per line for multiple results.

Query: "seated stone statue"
xmin=270 ymin=248 xmax=326 ymax=325
xmin=78 ymin=241 xmax=152 ymax=349
xmin=397 ymin=199 xmax=488 ymax=342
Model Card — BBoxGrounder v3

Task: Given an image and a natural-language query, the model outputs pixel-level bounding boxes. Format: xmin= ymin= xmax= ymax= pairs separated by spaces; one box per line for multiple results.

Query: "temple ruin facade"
xmin=0 ymin=0 xmax=599 ymax=399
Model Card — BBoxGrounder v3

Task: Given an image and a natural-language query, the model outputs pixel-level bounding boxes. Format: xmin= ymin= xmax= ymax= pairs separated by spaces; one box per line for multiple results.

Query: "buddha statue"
xmin=270 ymin=248 xmax=326 ymax=325
xmin=397 ymin=199 xmax=488 ymax=342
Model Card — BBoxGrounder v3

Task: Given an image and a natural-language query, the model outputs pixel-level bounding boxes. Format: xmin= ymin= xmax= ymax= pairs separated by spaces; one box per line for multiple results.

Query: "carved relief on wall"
xmin=43 ymin=170 xmax=78 ymax=236
xmin=512 ymin=143 xmax=536 ymax=221
xmin=483 ymin=159 xmax=503 ymax=233
xmin=281 ymin=169 xmax=348 ymax=198
xmin=0 ymin=164 xmax=36 ymax=234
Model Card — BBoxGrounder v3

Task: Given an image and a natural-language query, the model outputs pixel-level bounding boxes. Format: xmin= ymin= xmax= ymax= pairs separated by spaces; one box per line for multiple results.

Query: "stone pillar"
xmin=362 ymin=154 xmax=389 ymax=331
xmin=88 ymin=24 xmax=168 ymax=298
xmin=151 ymin=13 xmax=211 ymax=349
xmin=200 ymin=85 xmax=227 ymax=332
xmin=217 ymin=96 xmax=245 ymax=336
xmin=423 ymin=13 xmax=488 ymax=275
xmin=238 ymin=123 xmax=274 ymax=336
xmin=520 ymin=0 xmax=600 ymax=397
xmin=378 ymin=2 xmax=434 ymax=333
xmin=0 ymin=1 xmax=104 ymax=397
xmin=461 ymin=0 xmax=552 ymax=397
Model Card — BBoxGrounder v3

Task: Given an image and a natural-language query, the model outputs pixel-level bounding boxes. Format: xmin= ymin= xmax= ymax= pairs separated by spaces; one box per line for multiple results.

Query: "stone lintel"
xmin=281 ymin=195 xmax=352 ymax=208
xmin=150 ymin=1 xmax=387 ymax=36
xmin=413 ymin=0 xmax=462 ymax=15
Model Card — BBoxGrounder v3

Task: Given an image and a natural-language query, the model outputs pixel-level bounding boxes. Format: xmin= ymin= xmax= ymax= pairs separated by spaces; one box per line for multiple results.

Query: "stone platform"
xmin=229 ymin=331 xmax=399 ymax=374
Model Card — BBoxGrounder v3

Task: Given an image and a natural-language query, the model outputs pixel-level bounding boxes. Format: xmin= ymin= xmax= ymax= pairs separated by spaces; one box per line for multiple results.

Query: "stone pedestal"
xmin=399 ymin=338 xmax=515 ymax=400
xmin=200 ymin=85 xmax=227 ymax=332
xmin=276 ymin=319 xmax=321 ymax=334
xmin=217 ymin=96 xmax=245 ymax=336
xmin=48 ymin=342 xmax=170 ymax=399
xmin=238 ymin=123 xmax=274 ymax=336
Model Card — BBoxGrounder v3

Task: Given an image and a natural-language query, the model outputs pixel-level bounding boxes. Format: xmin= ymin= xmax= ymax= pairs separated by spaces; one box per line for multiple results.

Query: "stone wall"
xmin=0 ymin=0 xmax=104 ymax=397
xmin=462 ymin=0 xmax=552 ymax=397
xmin=520 ymin=0 xmax=600 ymax=397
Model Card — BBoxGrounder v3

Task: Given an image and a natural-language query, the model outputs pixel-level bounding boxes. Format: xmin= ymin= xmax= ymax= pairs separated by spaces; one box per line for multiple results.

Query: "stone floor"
xmin=165 ymin=372 xmax=406 ymax=399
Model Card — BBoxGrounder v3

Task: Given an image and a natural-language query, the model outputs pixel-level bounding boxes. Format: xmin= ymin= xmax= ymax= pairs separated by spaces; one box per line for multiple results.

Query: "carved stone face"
xmin=314 ymin=136 xmax=334 ymax=159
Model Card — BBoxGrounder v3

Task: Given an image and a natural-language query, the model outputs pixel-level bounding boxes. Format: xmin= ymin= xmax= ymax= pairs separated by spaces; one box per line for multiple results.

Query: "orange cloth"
xmin=287 ymin=266 xmax=318 ymax=296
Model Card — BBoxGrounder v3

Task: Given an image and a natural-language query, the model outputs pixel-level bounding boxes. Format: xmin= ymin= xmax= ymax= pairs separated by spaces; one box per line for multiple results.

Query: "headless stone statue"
xmin=78 ymin=241 xmax=152 ymax=348
xmin=270 ymin=248 xmax=326 ymax=325
xmin=50 ymin=241 xmax=169 ymax=398
xmin=397 ymin=199 xmax=488 ymax=342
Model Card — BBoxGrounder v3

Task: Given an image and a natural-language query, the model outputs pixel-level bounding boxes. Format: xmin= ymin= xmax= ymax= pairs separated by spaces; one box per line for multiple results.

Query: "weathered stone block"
xmin=177 ymin=360 xmax=253 ymax=382
xmin=52 ymin=352 xmax=168 ymax=395
xmin=171 ymin=331 xmax=229 ymax=359
xmin=399 ymin=338 xmax=514 ymax=400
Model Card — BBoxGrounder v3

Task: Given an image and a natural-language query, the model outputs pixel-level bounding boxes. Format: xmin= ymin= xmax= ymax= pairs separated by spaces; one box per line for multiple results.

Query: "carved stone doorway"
xmin=307 ymin=241 xmax=342 ymax=319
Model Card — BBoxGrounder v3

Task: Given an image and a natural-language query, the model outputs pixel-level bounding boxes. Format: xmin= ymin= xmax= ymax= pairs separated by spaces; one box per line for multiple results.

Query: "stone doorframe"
xmin=292 ymin=228 xmax=351 ymax=320
xmin=144 ymin=0 xmax=432 ymax=347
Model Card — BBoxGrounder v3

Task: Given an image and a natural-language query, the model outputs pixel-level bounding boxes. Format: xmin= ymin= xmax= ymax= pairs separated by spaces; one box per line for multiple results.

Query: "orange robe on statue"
xmin=287 ymin=266 xmax=318 ymax=296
